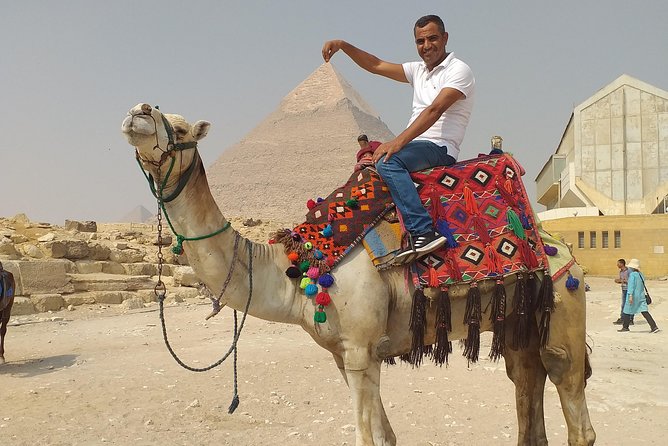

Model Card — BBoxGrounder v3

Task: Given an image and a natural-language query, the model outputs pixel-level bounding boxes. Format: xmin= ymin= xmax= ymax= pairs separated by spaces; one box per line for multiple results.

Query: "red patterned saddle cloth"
xmin=275 ymin=154 xmax=549 ymax=285
xmin=409 ymin=154 xmax=549 ymax=288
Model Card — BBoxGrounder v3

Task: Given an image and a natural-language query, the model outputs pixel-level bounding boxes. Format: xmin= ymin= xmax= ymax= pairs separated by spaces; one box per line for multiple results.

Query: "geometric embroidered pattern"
xmin=408 ymin=154 xmax=549 ymax=287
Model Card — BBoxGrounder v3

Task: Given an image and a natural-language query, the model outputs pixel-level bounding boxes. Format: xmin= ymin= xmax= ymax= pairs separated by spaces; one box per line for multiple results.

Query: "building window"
xmin=614 ymin=230 xmax=621 ymax=248
xmin=602 ymin=231 xmax=609 ymax=248
xmin=578 ymin=232 xmax=585 ymax=249
xmin=590 ymin=231 xmax=597 ymax=248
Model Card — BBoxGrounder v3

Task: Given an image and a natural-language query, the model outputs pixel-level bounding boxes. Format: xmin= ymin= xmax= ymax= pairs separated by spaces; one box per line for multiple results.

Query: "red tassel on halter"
xmin=464 ymin=185 xmax=479 ymax=215
xmin=430 ymin=188 xmax=443 ymax=222
xmin=428 ymin=266 xmax=440 ymax=288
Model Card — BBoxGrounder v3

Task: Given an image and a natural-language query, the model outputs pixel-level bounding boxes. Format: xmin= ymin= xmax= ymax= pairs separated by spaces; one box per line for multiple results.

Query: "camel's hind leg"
xmin=504 ymin=317 xmax=549 ymax=446
xmin=540 ymin=266 xmax=595 ymax=445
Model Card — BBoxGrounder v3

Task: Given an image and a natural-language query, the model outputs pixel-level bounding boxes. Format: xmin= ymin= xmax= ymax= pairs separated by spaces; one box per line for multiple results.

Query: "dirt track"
xmin=1 ymin=276 xmax=667 ymax=445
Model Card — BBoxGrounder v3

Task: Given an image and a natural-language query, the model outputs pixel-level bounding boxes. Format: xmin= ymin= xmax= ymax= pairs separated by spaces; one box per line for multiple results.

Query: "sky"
xmin=1 ymin=1 xmax=667 ymax=224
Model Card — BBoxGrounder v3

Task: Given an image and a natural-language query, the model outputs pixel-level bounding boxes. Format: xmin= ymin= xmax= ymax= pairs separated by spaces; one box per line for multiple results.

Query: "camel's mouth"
xmin=121 ymin=114 xmax=158 ymax=147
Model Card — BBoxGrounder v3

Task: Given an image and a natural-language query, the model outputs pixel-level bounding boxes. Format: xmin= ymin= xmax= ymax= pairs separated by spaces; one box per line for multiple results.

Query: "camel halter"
xmin=132 ymin=106 xmax=252 ymax=414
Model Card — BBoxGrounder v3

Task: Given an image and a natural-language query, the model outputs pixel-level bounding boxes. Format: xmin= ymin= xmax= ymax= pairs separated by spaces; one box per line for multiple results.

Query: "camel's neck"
xmin=159 ymin=154 xmax=302 ymax=325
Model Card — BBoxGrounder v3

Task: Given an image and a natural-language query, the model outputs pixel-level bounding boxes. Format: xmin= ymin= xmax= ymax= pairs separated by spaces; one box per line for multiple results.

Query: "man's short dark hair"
xmin=357 ymin=134 xmax=369 ymax=142
xmin=414 ymin=15 xmax=446 ymax=34
xmin=618 ymin=259 xmax=626 ymax=265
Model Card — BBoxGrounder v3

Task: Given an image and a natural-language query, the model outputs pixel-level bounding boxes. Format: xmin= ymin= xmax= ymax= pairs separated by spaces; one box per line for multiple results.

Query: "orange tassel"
xmin=504 ymin=178 xmax=513 ymax=194
xmin=428 ymin=266 xmax=440 ymax=288
xmin=464 ymin=185 xmax=479 ymax=215
xmin=485 ymin=244 xmax=504 ymax=275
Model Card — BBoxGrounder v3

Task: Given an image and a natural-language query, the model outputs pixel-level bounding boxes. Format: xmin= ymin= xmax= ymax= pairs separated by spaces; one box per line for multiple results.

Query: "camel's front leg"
xmin=504 ymin=316 xmax=548 ymax=446
xmin=345 ymin=357 xmax=396 ymax=446
xmin=0 ymin=299 xmax=12 ymax=364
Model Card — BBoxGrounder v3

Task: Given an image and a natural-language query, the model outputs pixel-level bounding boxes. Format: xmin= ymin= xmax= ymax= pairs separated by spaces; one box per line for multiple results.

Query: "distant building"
xmin=535 ymin=75 xmax=668 ymax=277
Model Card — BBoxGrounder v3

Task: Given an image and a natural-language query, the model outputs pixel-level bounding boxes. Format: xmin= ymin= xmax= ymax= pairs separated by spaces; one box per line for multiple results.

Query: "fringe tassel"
xmin=518 ymin=239 xmax=539 ymax=269
xmin=496 ymin=180 xmax=518 ymax=207
xmin=538 ymin=274 xmax=555 ymax=348
xmin=408 ymin=288 xmax=428 ymax=367
xmin=506 ymin=208 xmax=526 ymax=240
xmin=472 ymin=216 xmax=491 ymax=244
xmin=485 ymin=244 xmax=504 ymax=275
xmin=463 ymin=283 xmax=482 ymax=363
xmin=428 ymin=266 xmax=440 ymax=288
xmin=430 ymin=188 xmax=444 ymax=220
xmin=384 ymin=357 xmax=397 ymax=366
xmin=464 ymin=185 xmax=479 ymax=215
xmin=512 ymin=273 xmax=530 ymax=350
xmin=526 ymin=271 xmax=539 ymax=313
xmin=504 ymin=178 xmax=514 ymax=194
xmin=489 ymin=279 xmax=507 ymax=361
xmin=434 ymin=288 xmax=452 ymax=366
xmin=445 ymin=253 xmax=463 ymax=282
xmin=436 ymin=219 xmax=459 ymax=248
xmin=520 ymin=212 xmax=532 ymax=230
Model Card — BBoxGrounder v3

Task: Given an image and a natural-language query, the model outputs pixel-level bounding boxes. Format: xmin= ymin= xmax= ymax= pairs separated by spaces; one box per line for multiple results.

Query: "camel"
xmin=121 ymin=103 xmax=596 ymax=446
xmin=0 ymin=262 xmax=16 ymax=365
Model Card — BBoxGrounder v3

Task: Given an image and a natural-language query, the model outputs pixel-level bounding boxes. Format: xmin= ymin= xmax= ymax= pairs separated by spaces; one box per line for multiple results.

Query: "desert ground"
xmin=2 ymin=267 xmax=667 ymax=445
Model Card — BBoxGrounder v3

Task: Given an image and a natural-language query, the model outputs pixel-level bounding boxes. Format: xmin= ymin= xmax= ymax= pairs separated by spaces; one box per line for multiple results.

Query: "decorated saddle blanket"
xmin=401 ymin=154 xmax=550 ymax=288
xmin=273 ymin=168 xmax=394 ymax=272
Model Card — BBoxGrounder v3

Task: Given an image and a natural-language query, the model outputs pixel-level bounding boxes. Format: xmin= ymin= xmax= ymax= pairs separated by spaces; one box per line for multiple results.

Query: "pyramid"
xmin=207 ymin=63 xmax=396 ymax=222
xmin=119 ymin=205 xmax=154 ymax=223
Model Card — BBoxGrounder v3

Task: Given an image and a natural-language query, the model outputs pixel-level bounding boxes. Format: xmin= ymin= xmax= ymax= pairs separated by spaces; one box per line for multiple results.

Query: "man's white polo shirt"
xmin=403 ymin=52 xmax=475 ymax=160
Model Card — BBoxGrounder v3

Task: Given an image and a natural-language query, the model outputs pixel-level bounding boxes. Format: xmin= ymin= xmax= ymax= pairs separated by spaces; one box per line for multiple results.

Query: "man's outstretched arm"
xmin=322 ymin=40 xmax=408 ymax=83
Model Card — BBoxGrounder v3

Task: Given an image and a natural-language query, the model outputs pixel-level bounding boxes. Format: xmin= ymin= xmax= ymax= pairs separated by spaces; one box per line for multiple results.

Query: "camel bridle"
xmin=130 ymin=105 xmax=251 ymax=415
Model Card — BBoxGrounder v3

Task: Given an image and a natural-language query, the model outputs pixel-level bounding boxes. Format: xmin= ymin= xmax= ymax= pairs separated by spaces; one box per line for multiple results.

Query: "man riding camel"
xmin=322 ymin=14 xmax=475 ymax=264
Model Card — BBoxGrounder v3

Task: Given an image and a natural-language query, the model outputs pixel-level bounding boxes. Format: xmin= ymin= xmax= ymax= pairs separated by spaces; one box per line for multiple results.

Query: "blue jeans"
xmin=375 ymin=140 xmax=456 ymax=235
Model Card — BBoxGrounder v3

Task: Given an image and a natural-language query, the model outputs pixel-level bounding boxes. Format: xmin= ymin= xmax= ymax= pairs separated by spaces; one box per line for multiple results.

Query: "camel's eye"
xmin=174 ymin=127 xmax=188 ymax=138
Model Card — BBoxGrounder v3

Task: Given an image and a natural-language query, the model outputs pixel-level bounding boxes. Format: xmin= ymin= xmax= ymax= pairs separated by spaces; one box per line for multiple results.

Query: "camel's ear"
xmin=191 ymin=120 xmax=211 ymax=140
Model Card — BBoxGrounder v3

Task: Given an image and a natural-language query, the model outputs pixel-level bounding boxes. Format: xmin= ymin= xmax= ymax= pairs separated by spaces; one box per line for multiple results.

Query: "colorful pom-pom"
xmin=321 ymin=225 xmax=333 ymax=237
xmin=304 ymin=241 xmax=313 ymax=250
xmin=300 ymin=277 xmax=311 ymax=289
xmin=306 ymin=199 xmax=316 ymax=210
xmin=299 ymin=260 xmax=310 ymax=272
xmin=315 ymin=291 xmax=331 ymax=306
xmin=287 ymin=252 xmax=299 ymax=262
xmin=325 ymin=257 xmax=335 ymax=267
xmin=268 ymin=239 xmax=276 ymax=244
xmin=544 ymin=245 xmax=558 ymax=256
xmin=314 ymin=307 xmax=327 ymax=323
xmin=285 ymin=266 xmax=302 ymax=278
xmin=566 ymin=274 xmax=580 ymax=291
xmin=291 ymin=232 xmax=302 ymax=242
xmin=318 ymin=273 xmax=334 ymax=288
xmin=345 ymin=198 xmax=359 ymax=208
xmin=305 ymin=283 xmax=318 ymax=296
xmin=316 ymin=197 xmax=324 ymax=203
xmin=306 ymin=266 xmax=320 ymax=279
xmin=313 ymin=249 xmax=323 ymax=260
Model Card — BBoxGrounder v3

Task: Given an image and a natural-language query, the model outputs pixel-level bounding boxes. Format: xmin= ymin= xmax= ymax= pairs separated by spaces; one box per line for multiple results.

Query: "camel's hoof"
xmin=0 ymin=356 xmax=5 ymax=365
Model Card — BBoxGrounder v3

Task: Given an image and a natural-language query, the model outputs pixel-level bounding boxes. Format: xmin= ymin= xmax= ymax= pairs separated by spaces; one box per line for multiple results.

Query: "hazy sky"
xmin=2 ymin=1 xmax=667 ymax=223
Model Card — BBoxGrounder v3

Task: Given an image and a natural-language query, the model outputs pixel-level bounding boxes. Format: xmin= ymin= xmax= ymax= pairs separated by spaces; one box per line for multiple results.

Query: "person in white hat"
xmin=618 ymin=258 xmax=660 ymax=333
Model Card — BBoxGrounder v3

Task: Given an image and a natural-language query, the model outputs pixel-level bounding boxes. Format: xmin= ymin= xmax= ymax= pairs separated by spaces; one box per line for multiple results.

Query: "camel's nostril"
xmin=141 ymin=104 xmax=152 ymax=114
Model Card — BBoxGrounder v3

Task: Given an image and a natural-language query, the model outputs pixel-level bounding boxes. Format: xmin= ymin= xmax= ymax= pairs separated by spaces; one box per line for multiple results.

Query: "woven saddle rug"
xmin=274 ymin=167 xmax=394 ymax=274
xmin=408 ymin=153 xmax=550 ymax=287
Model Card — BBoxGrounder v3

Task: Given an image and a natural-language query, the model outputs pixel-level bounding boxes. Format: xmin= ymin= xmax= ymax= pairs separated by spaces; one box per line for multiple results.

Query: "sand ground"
xmin=1 ymin=275 xmax=666 ymax=445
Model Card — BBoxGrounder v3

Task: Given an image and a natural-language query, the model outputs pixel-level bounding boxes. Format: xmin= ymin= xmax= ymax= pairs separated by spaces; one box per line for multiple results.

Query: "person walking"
xmin=613 ymin=258 xmax=633 ymax=325
xmin=618 ymin=258 xmax=660 ymax=333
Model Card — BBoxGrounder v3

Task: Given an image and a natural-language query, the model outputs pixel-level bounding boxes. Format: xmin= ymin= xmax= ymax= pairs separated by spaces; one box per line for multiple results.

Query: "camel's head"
xmin=121 ymin=103 xmax=210 ymax=178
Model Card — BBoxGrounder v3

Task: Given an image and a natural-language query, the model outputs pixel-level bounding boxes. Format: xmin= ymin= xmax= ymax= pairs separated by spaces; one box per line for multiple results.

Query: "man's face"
xmin=617 ymin=261 xmax=625 ymax=270
xmin=414 ymin=22 xmax=448 ymax=70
